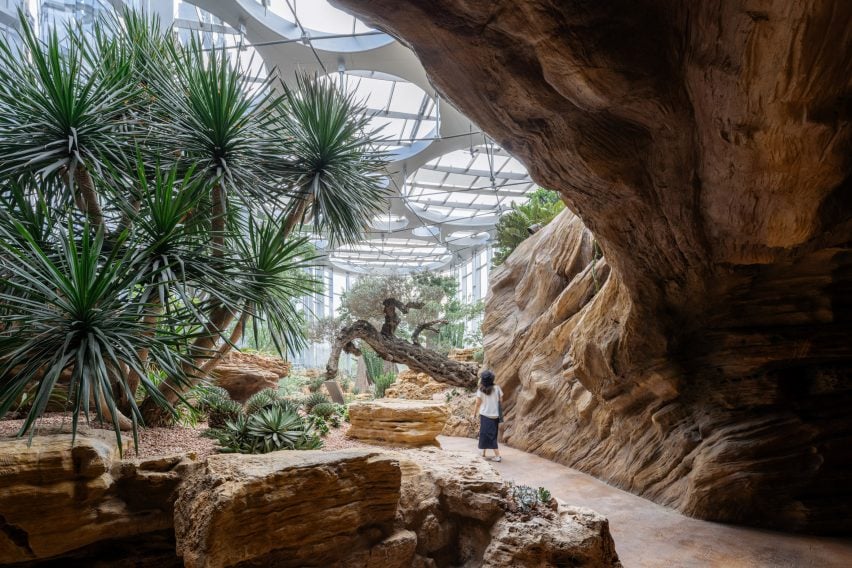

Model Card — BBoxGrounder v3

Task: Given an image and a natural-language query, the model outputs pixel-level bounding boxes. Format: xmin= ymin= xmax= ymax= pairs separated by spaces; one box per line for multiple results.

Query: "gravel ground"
xmin=1 ymin=413 xmax=370 ymax=459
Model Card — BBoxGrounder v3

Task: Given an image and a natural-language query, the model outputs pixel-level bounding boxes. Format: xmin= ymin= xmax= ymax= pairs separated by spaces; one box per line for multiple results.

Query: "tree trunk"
xmin=326 ymin=320 xmax=477 ymax=388
xmin=139 ymin=304 xmax=238 ymax=426
xmin=63 ymin=165 xmax=103 ymax=231
xmin=282 ymin=193 xmax=313 ymax=238
xmin=119 ymin=302 xmax=162 ymax=416
xmin=211 ymin=182 xmax=226 ymax=257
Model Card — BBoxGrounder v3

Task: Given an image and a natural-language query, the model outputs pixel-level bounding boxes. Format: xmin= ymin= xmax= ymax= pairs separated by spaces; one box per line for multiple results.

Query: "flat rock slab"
xmin=347 ymin=399 xmax=449 ymax=447
xmin=174 ymin=449 xmax=401 ymax=568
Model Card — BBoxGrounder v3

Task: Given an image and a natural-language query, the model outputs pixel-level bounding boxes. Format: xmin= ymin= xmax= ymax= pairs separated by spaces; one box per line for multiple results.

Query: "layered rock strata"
xmin=212 ymin=351 xmax=290 ymax=402
xmin=174 ymin=450 xmax=402 ymax=568
xmin=385 ymin=369 xmax=447 ymax=400
xmin=0 ymin=430 xmax=197 ymax=565
xmin=0 ymin=434 xmax=621 ymax=567
xmin=333 ymin=0 xmax=852 ymax=533
xmin=347 ymin=399 xmax=449 ymax=446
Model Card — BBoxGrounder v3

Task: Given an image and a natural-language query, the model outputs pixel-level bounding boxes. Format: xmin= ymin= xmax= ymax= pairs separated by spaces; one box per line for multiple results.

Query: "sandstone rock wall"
xmin=334 ymin=0 xmax=852 ymax=533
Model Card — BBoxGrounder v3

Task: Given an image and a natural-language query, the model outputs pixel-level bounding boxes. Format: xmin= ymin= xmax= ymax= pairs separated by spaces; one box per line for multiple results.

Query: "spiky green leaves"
xmin=278 ymin=73 xmax=390 ymax=246
xmin=0 ymin=218 xmax=190 ymax=453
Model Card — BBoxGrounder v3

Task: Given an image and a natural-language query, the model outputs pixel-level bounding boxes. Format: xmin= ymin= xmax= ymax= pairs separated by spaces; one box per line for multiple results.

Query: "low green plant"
xmin=445 ymin=388 xmax=460 ymax=403
xmin=207 ymin=398 xmax=243 ymax=429
xmin=372 ymin=372 xmax=396 ymax=398
xmin=310 ymin=415 xmax=330 ymax=437
xmin=303 ymin=392 xmax=331 ymax=413
xmin=510 ymin=484 xmax=541 ymax=512
xmin=272 ymin=398 xmax=302 ymax=415
xmin=310 ymin=402 xmax=336 ymax=418
xmin=307 ymin=376 xmax=326 ymax=393
xmin=538 ymin=487 xmax=552 ymax=503
xmin=244 ymin=388 xmax=281 ymax=415
xmin=328 ymin=413 xmax=341 ymax=428
xmin=204 ymin=405 xmax=322 ymax=453
xmin=473 ymin=348 xmax=485 ymax=364
xmin=277 ymin=375 xmax=308 ymax=397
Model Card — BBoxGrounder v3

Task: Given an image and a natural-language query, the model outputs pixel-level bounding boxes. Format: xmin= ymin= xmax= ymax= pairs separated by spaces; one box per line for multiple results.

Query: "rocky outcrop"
xmin=334 ymin=0 xmax=852 ymax=533
xmin=385 ymin=369 xmax=447 ymax=400
xmin=174 ymin=450 xmax=402 ymax=568
xmin=212 ymin=351 xmax=290 ymax=402
xmin=483 ymin=506 xmax=621 ymax=567
xmin=0 ymin=430 xmax=197 ymax=565
xmin=448 ymin=348 xmax=477 ymax=363
xmin=347 ymin=399 xmax=449 ymax=446
xmin=395 ymin=448 xmax=621 ymax=567
xmin=442 ymin=389 xmax=479 ymax=438
xmin=0 ymin=434 xmax=620 ymax=567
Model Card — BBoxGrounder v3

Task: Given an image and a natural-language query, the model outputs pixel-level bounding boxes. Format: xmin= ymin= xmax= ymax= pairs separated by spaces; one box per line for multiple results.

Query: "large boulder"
xmin=173 ymin=450 xmax=401 ymax=568
xmin=334 ymin=0 xmax=852 ymax=533
xmin=394 ymin=448 xmax=620 ymax=567
xmin=347 ymin=399 xmax=449 ymax=446
xmin=483 ymin=506 xmax=621 ymax=567
xmin=212 ymin=352 xmax=290 ymax=402
xmin=0 ymin=430 xmax=197 ymax=565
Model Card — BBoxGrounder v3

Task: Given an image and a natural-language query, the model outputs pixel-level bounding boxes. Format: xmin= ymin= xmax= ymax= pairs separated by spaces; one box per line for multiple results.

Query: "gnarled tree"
xmin=326 ymin=299 xmax=477 ymax=388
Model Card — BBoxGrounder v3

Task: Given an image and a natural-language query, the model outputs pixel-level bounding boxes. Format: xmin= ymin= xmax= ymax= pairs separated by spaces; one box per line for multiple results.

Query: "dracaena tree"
xmin=0 ymin=7 xmax=389 ymax=441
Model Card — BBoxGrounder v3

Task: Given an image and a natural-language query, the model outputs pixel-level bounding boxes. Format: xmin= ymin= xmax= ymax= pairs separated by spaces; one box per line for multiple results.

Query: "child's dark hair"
xmin=479 ymin=370 xmax=495 ymax=395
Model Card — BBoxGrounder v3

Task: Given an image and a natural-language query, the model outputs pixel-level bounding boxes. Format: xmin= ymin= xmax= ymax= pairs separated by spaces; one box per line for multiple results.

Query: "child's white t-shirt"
xmin=476 ymin=385 xmax=503 ymax=418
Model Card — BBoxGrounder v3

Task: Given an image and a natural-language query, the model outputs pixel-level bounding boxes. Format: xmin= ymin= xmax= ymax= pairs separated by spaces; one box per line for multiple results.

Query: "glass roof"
xmin=1 ymin=0 xmax=541 ymax=274
xmin=404 ymin=143 xmax=536 ymax=224
xmin=323 ymin=70 xmax=438 ymax=155
xmin=262 ymin=0 xmax=373 ymax=35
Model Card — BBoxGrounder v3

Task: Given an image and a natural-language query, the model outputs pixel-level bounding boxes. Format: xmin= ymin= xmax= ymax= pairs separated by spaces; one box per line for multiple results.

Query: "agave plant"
xmin=205 ymin=405 xmax=321 ymax=454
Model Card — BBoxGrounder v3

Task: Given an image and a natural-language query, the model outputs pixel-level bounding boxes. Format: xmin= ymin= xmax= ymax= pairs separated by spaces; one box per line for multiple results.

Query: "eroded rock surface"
xmin=212 ymin=351 xmax=290 ymax=402
xmin=0 ymin=430 xmax=197 ymax=565
xmin=333 ymin=0 xmax=852 ymax=533
xmin=0 ymin=434 xmax=620 ymax=567
xmin=385 ymin=369 xmax=447 ymax=400
xmin=174 ymin=450 xmax=401 ymax=568
xmin=348 ymin=399 xmax=449 ymax=446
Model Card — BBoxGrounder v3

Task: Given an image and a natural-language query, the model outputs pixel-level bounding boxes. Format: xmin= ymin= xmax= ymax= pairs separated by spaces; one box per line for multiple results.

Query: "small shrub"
xmin=207 ymin=398 xmax=243 ymax=429
xmin=272 ymin=397 xmax=302 ymax=415
xmin=329 ymin=413 xmax=341 ymax=428
xmin=310 ymin=402 xmax=336 ymax=418
xmin=338 ymin=375 xmax=353 ymax=393
xmin=538 ymin=487 xmax=552 ymax=503
xmin=310 ymin=415 xmax=330 ymax=437
xmin=303 ymin=392 xmax=331 ymax=413
xmin=372 ymin=372 xmax=396 ymax=398
xmin=473 ymin=348 xmax=485 ymax=364
xmin=245 ymin=388 xmax=281 ymax=415
xmin=277 ymin=375 xmax=309 ymax=397
xmin=510 ymin=484 xmax=540 ymax=512
xmin=204 ymin=406 xmax=323 ymax=454
xmin=193 ymin=384 xmax=231 ymax=412
xmin=307 ymin=376 xmax=326 ymax=393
